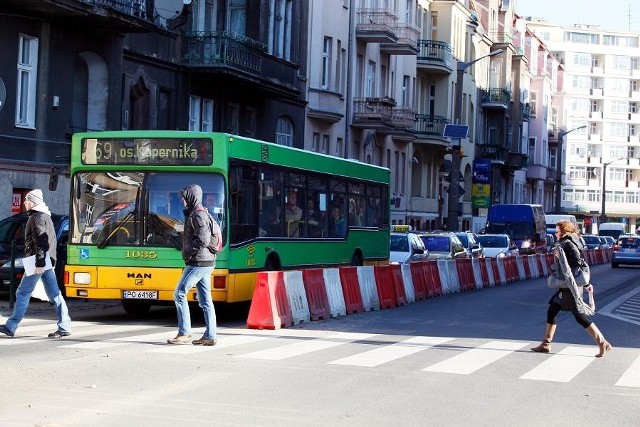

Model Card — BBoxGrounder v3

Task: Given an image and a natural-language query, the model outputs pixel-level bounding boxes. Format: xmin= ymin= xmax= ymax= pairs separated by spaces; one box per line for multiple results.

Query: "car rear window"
xmin=478 ymin=236 xmax=506 ymax=248
xmin=421 ymin=236 xmax=450 ymax=252
xmin=619 ymin=237 xmax=639 ymax=249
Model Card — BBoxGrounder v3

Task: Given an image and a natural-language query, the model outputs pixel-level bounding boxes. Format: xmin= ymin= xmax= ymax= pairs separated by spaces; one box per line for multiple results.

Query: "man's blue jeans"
xmin=173 ymin=265 xmax=217 ymax=339
xmin=5 ymin=268 xmax=72 ymax=334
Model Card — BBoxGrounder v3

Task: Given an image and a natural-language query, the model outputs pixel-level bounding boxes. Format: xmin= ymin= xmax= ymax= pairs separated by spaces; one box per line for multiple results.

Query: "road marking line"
xmin=238 ymin=332 xmax=378 ymax=360
xmin=62 ymin=330 xmax=177 ymax=349
xmin=520 ymin=346 xmax=596 ymax=382
xmin=328 ymin=336 xmax=454 ymax=367
xmin=423 ymin=340 xmax=529 ymax=375
xmin=615 ymin=355 xmax=640 ymax=388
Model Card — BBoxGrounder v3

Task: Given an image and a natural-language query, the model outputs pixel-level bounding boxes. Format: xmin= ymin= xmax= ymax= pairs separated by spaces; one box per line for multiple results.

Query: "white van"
xmin=545 ymin=214 xmax=578 ymax=235
xmin=598 ymin=223 xmax=626 ymax=240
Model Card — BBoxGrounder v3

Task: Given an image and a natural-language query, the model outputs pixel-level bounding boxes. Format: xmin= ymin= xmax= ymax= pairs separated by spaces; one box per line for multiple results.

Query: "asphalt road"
xmin=0 ymin=264 xmax=639 ymax=426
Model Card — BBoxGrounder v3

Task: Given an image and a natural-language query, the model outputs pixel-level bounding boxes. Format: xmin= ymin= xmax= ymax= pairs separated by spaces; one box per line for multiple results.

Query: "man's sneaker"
xmin=167 ymin=334 xmax=192 ymax=345
xmin=0 ymin=324 xmax=15 ymax=337
xmin=192 ymin=338 xmax=217 ymax=346
xmin=48 ymin=330 xmax=71 ymax=338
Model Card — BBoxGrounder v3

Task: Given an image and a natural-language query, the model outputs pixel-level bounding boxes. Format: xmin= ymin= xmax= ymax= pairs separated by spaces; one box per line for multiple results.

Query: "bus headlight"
xmin=521 ymin=240 xmax=532 ymax=249
xmin=73 ymin=272 xmax=92 ymax=285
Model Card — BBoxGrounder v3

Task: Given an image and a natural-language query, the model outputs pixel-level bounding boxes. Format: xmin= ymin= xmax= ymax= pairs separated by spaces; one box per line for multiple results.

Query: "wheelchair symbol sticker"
xmin=80 ymin=249 xmax=90 ymax=259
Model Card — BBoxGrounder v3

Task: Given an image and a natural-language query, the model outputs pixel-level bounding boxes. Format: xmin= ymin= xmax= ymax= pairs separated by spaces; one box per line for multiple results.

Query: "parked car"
xmin=389 ymin=227 xmax=428 ymax=264
xmin=598 ymin=236 xmax=611 ymax=249
xmin=601 ymin=236 xmax=615 ymax=249
xmin=582 ymin=234 xmax=606 ymax=250
xmin=611 ymin=234 xmax=640 ymax=268
xmin=476 ymin=234 xmax=519 ymax=258
xmin=418 ymin=232 xmax=468 ymax=260
xmin=454 ymin=231 xmax=484 ymax=258
xmin=0 ymin=212 xmax=69 ymax=295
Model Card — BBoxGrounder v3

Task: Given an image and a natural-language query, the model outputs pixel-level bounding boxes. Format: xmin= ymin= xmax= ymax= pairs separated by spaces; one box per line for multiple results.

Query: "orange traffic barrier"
xmin=409 ymin=262 xmax=428 ymax=300
xmin=490 ymin=258 xmax=501 ymax=285
xmin=522 ymin=256 xmax=532 ymax=279
xmin=302 ymin=268 xmax=331 ymax=321
xmin=338 ymin=267 xmax=364 ymax=315
xmin=390 ymin=264 xmax=407 ymax=306
xmin=425 ymin=260 xmax=443 ymax=297
xmin=246 ymin=271 xmax=293 ymax=330
xmin=455 ymin=258 xmax=474 ymax=291
xmin=478 ymin=258 xmax=490 ymax=288
xmin=373 ymin=265 xmax=397 ymax=309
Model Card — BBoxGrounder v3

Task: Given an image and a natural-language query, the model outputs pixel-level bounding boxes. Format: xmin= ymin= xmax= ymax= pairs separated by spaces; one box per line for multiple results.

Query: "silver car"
xmin=418 ymin=232 xmax=468 ymax=260
xmin=476 ymin=234 xmax=519 ymax=258
xmin=611 ymin=235 xmax=640 ymax=268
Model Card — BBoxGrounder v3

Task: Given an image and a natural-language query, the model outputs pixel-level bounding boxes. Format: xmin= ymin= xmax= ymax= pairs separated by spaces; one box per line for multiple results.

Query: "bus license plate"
xmin=123 ymin=290 xmax=158 ymax=299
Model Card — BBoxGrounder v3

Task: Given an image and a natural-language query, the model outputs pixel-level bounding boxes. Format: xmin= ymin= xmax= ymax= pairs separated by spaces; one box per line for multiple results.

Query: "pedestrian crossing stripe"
xmin=520 ymin=346 xmax=598 ymax=382
xmin=329 ymin=336 xmax=454 ymax=367
xmin=2 ymin=322 xmax=639 ymax=388
xmin=423 ymin=340 xmax=530 ymax=375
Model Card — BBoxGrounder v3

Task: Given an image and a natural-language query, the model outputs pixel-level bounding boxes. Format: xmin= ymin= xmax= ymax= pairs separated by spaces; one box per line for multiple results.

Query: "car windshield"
xmin=455 ymin=233 xmax=469 ymax=246
xmin=583 ymin=236 xmax=600 ymax=244
xmin=477 ymin=235 xmax=507 ymax=248
xmin=421 ymin=235 xmax=450 ymax=252
xmin=390 ymin=235 xmax=409 ymax=252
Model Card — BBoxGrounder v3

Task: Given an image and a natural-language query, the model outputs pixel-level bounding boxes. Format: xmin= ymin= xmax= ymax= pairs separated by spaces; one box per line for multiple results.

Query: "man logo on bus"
xmin=127 ymin=273 xmax=152 ymax=279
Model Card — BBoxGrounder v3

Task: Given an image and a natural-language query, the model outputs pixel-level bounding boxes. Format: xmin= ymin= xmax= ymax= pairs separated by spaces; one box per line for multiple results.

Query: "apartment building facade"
xmin=527 ymin=20 xmax=640 ymax=232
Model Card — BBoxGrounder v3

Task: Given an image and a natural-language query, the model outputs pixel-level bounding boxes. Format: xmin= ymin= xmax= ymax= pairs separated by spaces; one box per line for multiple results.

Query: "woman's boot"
xmin=586 ymin=323 xmax=612 ymax=358
xmin=531 ymin=323 xmax=556 ymax=353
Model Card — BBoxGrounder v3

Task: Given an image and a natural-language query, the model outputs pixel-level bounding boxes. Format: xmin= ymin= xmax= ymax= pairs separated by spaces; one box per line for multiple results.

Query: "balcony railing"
xmin=356 ymin=8 xmax=398 ymax=43
xmin=521 ymin=103 xmax=531 ymax=121
xmin=93 ymin=0 xmax=152 ymax=21
xmin=481 ymin=88 xmax=511 ymax=108
xmin=478 ymin=143 xmax=509 ymax=163
xmin=414 ymin=114 xmax=449 ymax=139
xmin=417 ymin=40 xmax=454 ymax=72
xmin=183 ymin=31 xmax=266 ymax=73
xmin=381 ymin=23 xmax=419 ymax=55
xmin=390 ymin=107 xmax=416 ymax=130
xmin=353 ymin=97 xmax=395 ymax=125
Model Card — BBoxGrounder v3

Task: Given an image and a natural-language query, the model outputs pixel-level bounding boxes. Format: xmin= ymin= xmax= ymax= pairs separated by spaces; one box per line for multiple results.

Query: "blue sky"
xmin=515 ymin=0 xmax=640 ymax=33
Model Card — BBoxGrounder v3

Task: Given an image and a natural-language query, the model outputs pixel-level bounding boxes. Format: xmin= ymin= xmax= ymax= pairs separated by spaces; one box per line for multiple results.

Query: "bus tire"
xmin=122 ymin=300 xmax=152 ymax=316
xmin=350 ymin=251 xmax=363 ymax=266
xmin=265 ymin=255 xmax=281 ymax=271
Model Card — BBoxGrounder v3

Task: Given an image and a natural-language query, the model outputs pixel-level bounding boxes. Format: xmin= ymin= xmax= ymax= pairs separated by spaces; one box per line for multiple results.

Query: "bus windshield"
xmin=71 ymin=171 xmax=226 ymax=247
xmin=485 ymin=221 xmax=533 ymax=240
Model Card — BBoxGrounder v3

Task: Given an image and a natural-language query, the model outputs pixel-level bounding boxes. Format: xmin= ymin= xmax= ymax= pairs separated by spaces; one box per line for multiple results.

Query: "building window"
xmin=269 ymin=0 xmax=292 ymax=60
xmin=402 ymin=75 xmax=410 ymax=107
xmin=275 ymin=116 xmax=293 ymax=146
xmin=321 ymin=134 xmax=329 ymax=154
xmin=246 ymin=107 xmax=257 ymax=137
xmin=365 ymin=60 xmax=376 ymax=97
xmin=322 ymin=37 xmax=331 ymax=89
xmin=529 ymin=92 xmax=537 ymax=118
xmin=336 ymin=41 xmax=345 ymax=95
xmin=227 ymin=103 xmax=239 ymax=134
xmin=312 ymin=132 xmax=319 ymax=152
xmin=192 ymin=0 xmax=217 ymax=32
xmin=189 ymin=96 xmax=215 ymax=131
xmin=15 ymin=34 xmax=39 ymax=129
xmin=229 ymin=0 xmax=247 ymax=36
xmin=336 ymin=137 xmax=343 ymax=157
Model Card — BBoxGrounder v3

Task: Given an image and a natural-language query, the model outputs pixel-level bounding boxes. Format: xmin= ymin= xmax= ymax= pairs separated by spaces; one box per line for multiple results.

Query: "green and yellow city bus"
xmin=63 ymin=131 xmax=390 ymax=314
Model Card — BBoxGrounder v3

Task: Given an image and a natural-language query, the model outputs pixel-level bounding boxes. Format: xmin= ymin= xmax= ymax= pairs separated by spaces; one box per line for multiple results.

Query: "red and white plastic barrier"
xmin=247 ymin=248 xmax=612 ymax=329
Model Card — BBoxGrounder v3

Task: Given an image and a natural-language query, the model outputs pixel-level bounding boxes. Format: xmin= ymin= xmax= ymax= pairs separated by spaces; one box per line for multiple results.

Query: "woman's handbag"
xmin=547 ymin=261 xmax=590 ymax=288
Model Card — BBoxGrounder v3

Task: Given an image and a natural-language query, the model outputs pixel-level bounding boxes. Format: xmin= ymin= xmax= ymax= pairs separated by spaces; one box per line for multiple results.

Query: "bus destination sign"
xmin=81 ymin=138 xmax=213 ymax=165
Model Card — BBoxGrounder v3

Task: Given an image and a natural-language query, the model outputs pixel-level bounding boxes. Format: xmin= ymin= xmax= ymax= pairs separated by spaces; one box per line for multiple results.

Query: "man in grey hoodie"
xmin=167 ymin=184 xmax=218 ymax=346
xmin=0 ymin=189 xmax=72 ymax=338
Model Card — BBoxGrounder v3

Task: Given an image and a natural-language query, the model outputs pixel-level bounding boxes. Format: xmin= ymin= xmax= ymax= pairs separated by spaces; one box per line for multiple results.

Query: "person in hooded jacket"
xmin=531 ymin=220 xmax=611 ymax=357
xmin=0 ymin=189 xmax=72 ymax=338
xmin=167 ymin=184 xmax=218 ymax=346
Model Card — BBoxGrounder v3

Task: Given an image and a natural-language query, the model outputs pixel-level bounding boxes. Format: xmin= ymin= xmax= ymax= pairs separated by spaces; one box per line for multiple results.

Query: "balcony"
xmin=507 ymin=152 xmax=529 ymax=170
xmin=546 ymin=167 xmax=558 ymax=183
xmin=414 ymin=114 xmax=449 ymax=145
xmin=2 ymin=0 xmax=156 ymax=31
xmin=477 ymin=143 xmax=509 ymax=164
xmin=352 ymin=97 xmax=395 ymax=128
xmin=417 ymin=40 xmax=454 ymax=74
xmin=526 ymin=164 xmax=547 ymax=180
xmin=356 ymin=8 xmax=398 ymax=44
xmin=381 ymin=23 xmax=419 ymax=55
xmin=481 ymin=88 xmax=511 ymax=110
xmin=183 ymin=32 xmax=301 ymax=96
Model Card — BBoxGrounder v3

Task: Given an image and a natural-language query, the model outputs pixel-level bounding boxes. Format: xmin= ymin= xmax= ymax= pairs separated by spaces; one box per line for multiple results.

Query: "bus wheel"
xmin=350 ymin=252 xmax=363 ymax=266
xmin=122 ymin=300 xmax=152 ymax=316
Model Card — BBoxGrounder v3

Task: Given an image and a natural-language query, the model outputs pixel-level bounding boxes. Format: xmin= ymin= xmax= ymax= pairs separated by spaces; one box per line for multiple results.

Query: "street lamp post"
xmin=599 ymin=157 xmax=625 ymax=224
xmin=446 ymin=49 xmax=503 ymax=232
xmin=554 ymin=125 xmax=586 ymax=213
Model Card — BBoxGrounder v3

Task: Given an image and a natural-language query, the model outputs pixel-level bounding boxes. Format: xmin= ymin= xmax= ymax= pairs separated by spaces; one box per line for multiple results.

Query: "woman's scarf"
xmin=555 ymin=242 xmax=595 ymax=316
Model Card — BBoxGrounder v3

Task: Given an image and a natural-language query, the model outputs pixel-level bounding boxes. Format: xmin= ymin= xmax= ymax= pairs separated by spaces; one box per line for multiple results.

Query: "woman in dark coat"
xmin=531 ymin=220 xmax=611 ymax=357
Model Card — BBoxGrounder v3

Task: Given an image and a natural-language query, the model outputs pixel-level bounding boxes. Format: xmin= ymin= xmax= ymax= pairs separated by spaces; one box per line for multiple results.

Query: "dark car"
xmin=455 ymin=231 xmax=484 ymax=258
xmin=582 ymin=234 xmax=605 ymax=250
xmin=418 ymin=232 xmax=468 ymax=260
xmin=0 ymin=212 xmax=69 ymax=295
